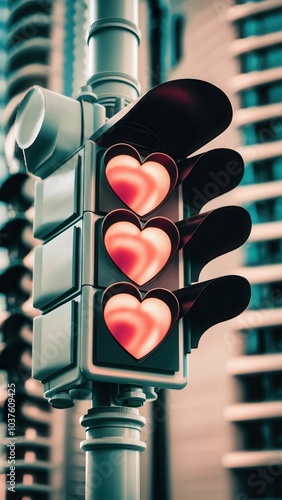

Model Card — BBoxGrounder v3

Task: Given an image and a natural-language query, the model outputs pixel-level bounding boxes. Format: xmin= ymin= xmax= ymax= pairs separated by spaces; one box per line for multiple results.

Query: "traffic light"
xmin=15 ymin=79 xmax=251 ymax=406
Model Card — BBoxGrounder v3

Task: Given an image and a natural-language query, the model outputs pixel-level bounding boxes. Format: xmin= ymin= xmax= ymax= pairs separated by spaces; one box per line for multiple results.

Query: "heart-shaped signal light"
xmin=103 ymin=276 xmax=251 ymax=360
xmin=103 ymin=283 xmax=179 ymax=360
xmin=104 ymin=144 xmax=178 ymax=216
xmin=103 ymin=210 xmax=180 ymax=286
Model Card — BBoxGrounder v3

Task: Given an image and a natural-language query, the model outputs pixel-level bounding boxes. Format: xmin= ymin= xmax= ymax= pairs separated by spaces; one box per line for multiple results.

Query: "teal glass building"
xmin=224 ymin=2 xmax=282 ymax=499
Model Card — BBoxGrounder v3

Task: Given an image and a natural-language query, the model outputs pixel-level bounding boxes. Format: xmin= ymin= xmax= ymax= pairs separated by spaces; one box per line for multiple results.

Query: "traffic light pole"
xmin=80 ymin=383 xmax=146 ymax=500
xmin=87 ymin=0 xmax=140 ymax=116
xmin=81 ymin=2 xmax=147 ymax=499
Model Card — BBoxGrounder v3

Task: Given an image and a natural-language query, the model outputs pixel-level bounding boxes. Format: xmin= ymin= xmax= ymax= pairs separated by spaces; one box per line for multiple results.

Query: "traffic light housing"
xmin=15 ymin=79 xmax=251 ymax=406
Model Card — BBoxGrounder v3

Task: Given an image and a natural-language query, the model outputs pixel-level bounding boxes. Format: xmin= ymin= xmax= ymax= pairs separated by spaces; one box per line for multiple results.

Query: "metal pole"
xmin=152 ymin=389 xmax=171 ymax=500
xmin=80 ymin=384 xmax=146 ymax=500
xmin=87 ymin=0 xmax=141 ymax=115
xmin=81 ymin=3 xmax=148 ymax=499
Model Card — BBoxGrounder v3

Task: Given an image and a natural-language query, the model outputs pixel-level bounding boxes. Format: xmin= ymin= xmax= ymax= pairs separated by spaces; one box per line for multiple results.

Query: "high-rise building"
xmin=0 ymin=2 xmax=88 ymax=498
xmin=223 ymin=2 xmax=282 ymax=499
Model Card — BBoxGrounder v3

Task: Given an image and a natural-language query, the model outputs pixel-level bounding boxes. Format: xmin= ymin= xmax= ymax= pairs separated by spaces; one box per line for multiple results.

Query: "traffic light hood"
xmin=92 ymin=79 xmax=232 ymax=159
xmin=102 ymin=275 xmax=251 ymax=359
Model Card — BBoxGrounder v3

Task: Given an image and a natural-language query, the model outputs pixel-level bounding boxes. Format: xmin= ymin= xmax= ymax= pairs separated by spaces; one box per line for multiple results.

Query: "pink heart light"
xmin=103 ymin=292 xmax=172 ymax=360
xmin=104 ymin=222 xmax=171 ymax=286
xmin=104 ymin=144 xmax=178 ymax=216
xmin=103 ymin=210 xmax=180 ymax=286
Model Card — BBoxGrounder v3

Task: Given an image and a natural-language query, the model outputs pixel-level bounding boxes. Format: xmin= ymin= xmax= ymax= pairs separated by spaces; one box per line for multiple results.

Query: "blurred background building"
xmin=223 ymin=2 xmax=282 ymax=499
xmin=1 ymin=1 xmax=54 ymax=498
xmin=0 ymin=1 xmax=281 ymax=499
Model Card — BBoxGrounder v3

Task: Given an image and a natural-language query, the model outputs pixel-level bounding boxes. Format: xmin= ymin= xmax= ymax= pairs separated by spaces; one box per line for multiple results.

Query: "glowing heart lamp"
xmin=104 ymin=292 xmax=172 ymax=360
xmin=104 ymin=144 xmax=178 ymax=216
xmin=103 ymin=209 xmax=180 ymax=286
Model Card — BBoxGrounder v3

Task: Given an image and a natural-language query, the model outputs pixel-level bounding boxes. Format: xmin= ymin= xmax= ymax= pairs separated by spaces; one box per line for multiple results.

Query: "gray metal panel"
xmin=33 ymin=300 xmax=76 ymax=381
xmin=33 ymin=223 xmax=81 ymax=311
xmin=81 ymin=211 xmax=98 ymax=286
xmin=82 ymin=140 xmax=97 ymax=213
xmin=34 ymin=153 xmax=81 ymax=240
